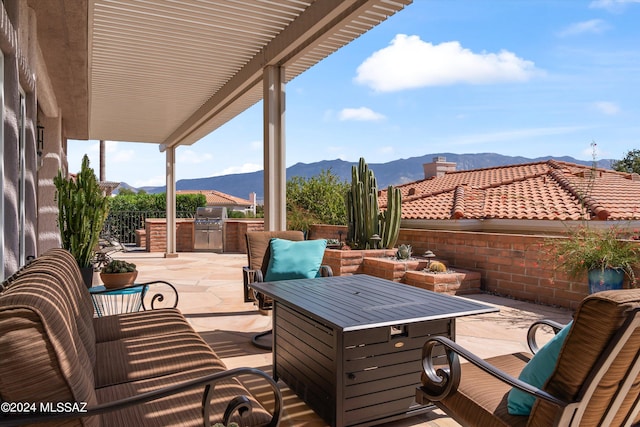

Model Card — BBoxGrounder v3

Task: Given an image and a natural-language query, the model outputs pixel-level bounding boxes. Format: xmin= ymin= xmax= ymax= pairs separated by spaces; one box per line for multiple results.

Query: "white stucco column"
xmin=165 ymin=146 xmax=177 ymax=257
xmin=263 ymin=65 xmax=286 ymax=231
xmin=37 ymin=114 xmax=63 ymax=256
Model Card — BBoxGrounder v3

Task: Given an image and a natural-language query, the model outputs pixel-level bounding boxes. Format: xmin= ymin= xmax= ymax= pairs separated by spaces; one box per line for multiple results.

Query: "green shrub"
xmin=286 ymin=169 xmax=349 ymax=232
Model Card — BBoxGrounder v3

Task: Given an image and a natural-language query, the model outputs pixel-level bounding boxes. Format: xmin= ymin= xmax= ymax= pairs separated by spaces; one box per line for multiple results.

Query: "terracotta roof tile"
xmin=380 ymin=160 xmax=640 ymax=221
xmin=176 ymin=190 xmax=252 ymax=207
xmin=402 ymin=192 xmax=455 ymax=219
xmin=99 ymin=181 xmax=120 ymax=195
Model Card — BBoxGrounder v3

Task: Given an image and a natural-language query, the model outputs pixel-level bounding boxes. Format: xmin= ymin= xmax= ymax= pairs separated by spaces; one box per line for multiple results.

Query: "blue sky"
xmin=69 ymin=0 xmax=640 ymax=188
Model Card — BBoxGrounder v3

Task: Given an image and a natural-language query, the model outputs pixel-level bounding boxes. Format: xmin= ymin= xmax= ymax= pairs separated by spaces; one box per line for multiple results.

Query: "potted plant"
xmin=544 ymin=225 xmax=639 ymax=293
xmin=100 ymin=259 xmax=138 ymax=289
xmin=54 ymin=155 xmax=110 ymax=287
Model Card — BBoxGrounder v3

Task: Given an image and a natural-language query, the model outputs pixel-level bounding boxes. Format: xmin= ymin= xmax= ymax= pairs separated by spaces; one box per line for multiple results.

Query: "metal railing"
xmin=102 ymin=211 xmax=195 ymax=244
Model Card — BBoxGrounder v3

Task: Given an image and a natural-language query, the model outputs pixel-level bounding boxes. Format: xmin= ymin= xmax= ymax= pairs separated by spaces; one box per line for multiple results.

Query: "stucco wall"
xmin=0 ymin=1 xmax=61 ymax=277
xmin=37 ymin=115 xmax=64 ymax=255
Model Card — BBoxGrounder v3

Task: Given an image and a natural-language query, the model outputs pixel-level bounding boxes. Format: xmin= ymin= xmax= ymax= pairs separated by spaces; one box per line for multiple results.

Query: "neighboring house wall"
xmin=0 ymin=2 xmax=62 ymax=278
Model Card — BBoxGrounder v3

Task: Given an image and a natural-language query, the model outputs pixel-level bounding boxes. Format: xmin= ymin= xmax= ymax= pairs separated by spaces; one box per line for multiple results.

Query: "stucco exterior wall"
xmin=0 ymin=1 xmax=62 ymax=278
xmin=3 ymin=1 xmax=23 ymax=275
xmin=37 ymin=115 xmax=63 ymax=255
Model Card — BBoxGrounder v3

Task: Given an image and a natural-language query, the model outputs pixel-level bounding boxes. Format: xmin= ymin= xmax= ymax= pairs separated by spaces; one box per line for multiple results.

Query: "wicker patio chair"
xmin=417 ymin=289 xmax=640 ymax=426
xmin=242 ymin=230 xmax=332 ymax=349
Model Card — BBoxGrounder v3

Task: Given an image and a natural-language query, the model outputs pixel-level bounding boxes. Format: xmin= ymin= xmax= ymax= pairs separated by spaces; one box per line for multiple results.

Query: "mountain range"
xmin=133 ymin=152 xmax=614 ymax=200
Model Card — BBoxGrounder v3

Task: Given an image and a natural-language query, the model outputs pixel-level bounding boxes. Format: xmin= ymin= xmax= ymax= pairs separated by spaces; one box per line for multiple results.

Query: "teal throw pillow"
xmin=507 ymin=321 xmax=573 ymax=415
xmin=264 ymin=238 xmax=327 ymax=281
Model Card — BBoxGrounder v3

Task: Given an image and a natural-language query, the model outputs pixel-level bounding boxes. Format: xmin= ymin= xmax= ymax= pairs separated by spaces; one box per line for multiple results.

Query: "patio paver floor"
xmin=109 ymin=250 xmax=574 ymax=427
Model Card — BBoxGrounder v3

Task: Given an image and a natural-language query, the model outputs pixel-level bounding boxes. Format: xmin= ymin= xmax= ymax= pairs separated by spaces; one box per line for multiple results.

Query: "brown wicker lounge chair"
xmin=0 ymin=248 xmax=282 ymax=427
xmin=242 ymin=230 xmax=332 ymax=349
xmin=417 ymin=289 xmax=640 ymax=426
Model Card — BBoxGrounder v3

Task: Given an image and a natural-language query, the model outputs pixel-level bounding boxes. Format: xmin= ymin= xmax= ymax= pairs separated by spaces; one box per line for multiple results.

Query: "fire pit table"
xmin=251 ymin=274 xmax=498 ymax=427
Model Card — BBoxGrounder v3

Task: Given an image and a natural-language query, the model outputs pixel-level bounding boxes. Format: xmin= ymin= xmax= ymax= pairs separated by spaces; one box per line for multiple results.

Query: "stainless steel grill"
xmin=194 ymin=207 xmax=227 ymax=252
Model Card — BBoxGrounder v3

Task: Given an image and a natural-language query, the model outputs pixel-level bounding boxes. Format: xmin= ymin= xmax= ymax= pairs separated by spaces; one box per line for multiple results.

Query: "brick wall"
xmin=223 ymin=220 xmax=265 ymax=253
xmin=396 ymin=228 xmax=586 ymax=309
xmin=176 ymin=221 xmax=194 ymax=252
xmin=145 ymin=219 xmax=194 ymax=252
xmin=135 ymin=229 xmax=146 ymax=248
xmin=310 ymin=224 xmax=640 ymax=310
xmin=322 ymin=248 xmax=397 ymax=276
xmin=308 ymin=224 xmax=346 ymax=241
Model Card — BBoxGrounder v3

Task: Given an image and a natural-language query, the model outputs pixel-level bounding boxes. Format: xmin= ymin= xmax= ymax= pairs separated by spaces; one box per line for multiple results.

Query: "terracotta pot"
xmin=100 ymin=271 xmax=138 ymax=289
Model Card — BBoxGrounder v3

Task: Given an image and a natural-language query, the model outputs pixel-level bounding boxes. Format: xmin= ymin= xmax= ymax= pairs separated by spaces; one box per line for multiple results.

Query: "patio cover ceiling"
xmin=33 ymin=0 xmax=411 ymax=148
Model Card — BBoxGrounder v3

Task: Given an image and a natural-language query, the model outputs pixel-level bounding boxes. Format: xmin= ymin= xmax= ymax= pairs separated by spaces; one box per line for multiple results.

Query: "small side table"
xmin=89 ymin=285 xmax=146 ymax=317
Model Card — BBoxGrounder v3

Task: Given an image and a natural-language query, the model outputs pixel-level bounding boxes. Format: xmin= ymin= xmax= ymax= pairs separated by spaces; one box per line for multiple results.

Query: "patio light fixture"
xmin=424 ymin=250 xmax=436 ymax=268
xmin=369 ymin=234 xmax=382 ymax=249
xmin=37 ymin=123 xmax=44 ymax=158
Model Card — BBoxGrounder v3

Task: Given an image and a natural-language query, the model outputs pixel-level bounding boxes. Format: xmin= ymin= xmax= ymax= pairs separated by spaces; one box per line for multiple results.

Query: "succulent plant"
xmin=379 ymin=184 xmax=401 ymax=250
xmin=54 ymin=155 xmax=110 ymax=269
xmin=428 ymin=261 xmax=447 ymax=273
xmin=396 ymin=244 xmax=412 ymax=260
xmin=101 ymin=259 xmax=136 ymax=274
xmin=346 ymin=157 xmax=402 ymax=249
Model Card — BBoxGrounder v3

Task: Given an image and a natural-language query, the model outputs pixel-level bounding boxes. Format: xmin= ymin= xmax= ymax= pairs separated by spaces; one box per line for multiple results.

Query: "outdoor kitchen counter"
xmin=252 ymin=274 xmax=498 ymax=427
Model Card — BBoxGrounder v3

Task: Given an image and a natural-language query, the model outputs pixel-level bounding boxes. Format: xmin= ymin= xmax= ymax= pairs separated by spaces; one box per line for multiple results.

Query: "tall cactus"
xmin=346 ymin=158 xmax=401 ymax=249
xmin=380 ymin=185 xmax=401 ymax=248
xmin=54 ymin=155 xmax=110 ymax=268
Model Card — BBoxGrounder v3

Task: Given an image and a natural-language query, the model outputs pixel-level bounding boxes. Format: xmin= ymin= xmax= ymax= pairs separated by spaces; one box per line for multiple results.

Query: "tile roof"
xmin=379 ymin=160 xmax=640 ymax=221
xmin=176 ymin=190 xmax=253 ymax=207
xmin=99 ymin=181 xmax=120 ymax=195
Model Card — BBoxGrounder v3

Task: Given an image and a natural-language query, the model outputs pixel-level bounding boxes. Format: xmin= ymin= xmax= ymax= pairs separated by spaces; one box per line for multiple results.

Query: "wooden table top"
xmin=251 ymin=274 xmax=498 ymax=332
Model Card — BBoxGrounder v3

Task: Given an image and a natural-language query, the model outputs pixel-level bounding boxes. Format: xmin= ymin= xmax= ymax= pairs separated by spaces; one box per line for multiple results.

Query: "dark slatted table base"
xmin=253 ymin=275 xmax=498 ymax=427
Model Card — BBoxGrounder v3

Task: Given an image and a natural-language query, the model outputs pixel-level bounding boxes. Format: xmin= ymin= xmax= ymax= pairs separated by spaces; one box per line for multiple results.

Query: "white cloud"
xmin=249 ymin=140 xmax=262 ymax=151
xmin=213 ymin=163 xmax=262 ymax=176
xmin=134 ymin=176 xmax=166 ymax=188
xmin=178 ymin=149 xmax=214 ymax=164
xmin=355 ymin=34 xmax=540 ymax=92
xmin=378 ymin=146 xmax=394 ymax=155
xmin=593 ymin=101 xmax=621 ymax=115
xmin=111 ymin=149 xmax=136 ymax=162
xmin=589 ymin=0 xmax=640 ymax=12
xmin=558 ymin=19 xmax=610 ymax=37
xmin=339 ymin=107 xmax=386 ymax=121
